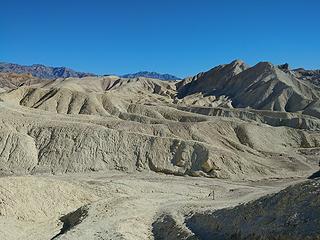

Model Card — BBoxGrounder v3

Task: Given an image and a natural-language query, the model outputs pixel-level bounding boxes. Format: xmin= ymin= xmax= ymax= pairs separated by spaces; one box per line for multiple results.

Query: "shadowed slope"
xmin=177 ymin=60 xmax=320 ymax=118
xmin=186 ymin=179 xmax=320 ymax=240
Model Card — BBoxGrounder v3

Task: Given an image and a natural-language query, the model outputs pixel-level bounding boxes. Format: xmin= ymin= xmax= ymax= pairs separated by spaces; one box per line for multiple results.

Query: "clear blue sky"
xmin=1 ymin=0 xmax=319 ymax=77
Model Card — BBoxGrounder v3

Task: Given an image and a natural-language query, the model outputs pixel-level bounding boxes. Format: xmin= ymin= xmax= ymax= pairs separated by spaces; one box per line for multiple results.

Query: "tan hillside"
xmin=0 ymin=72 xmax=43 ymax=91
xmin=177 ymin=60 xmax=320 ymax=118
xmin=0 ymin=60 xmax=319 ymax=239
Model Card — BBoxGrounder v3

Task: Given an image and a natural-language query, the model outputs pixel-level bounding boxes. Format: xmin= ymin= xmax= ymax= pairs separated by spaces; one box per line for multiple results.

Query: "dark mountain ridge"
xmin=0 ymin=62 xmax=181 ymax=81
xmin=0 ymin=62 xmax=96 ymax=79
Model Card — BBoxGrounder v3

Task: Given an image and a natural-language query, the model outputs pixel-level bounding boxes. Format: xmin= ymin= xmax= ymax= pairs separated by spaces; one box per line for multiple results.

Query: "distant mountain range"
xmin=121 ymin=71 xmax=181 ymax=80
xmin=1 ymin=61 xmax=319 ymax=85
xmin=0 ymin=62 xmax=181 ymax=81
xmin=0 ymin=62 xmax=96 ymax=79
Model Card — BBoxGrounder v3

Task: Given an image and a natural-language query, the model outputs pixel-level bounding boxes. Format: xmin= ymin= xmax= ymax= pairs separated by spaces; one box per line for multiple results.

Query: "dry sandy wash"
xmin=0 ymin=60 xmax=319 ymax=239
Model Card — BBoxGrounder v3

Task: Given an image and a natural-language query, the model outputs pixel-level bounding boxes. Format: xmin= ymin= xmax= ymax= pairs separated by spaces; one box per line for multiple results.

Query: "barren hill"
xmin=0 ymin=72 xmax=43 ymax=91
xmin=0 ymin=60 xmax=320 ymax=239
xmin=177 ymin=60 xmax=320 ymax=118
xmin=0 ymin=61 xmax=320 ymax=179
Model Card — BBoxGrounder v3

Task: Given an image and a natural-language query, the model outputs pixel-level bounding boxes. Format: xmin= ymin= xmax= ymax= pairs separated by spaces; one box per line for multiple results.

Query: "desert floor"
xmin=0 ymin=171 xmax=312 ymax=240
